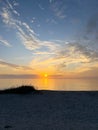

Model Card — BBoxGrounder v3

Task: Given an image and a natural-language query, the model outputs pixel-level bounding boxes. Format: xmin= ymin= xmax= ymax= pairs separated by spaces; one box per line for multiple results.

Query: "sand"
xmin=0 ymin=91 xmax=98 ymax=130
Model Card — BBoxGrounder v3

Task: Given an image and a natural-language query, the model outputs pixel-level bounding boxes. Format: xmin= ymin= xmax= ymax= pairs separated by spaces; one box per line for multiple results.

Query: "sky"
xmin=0 ymin=0 xmax=98 ymax=78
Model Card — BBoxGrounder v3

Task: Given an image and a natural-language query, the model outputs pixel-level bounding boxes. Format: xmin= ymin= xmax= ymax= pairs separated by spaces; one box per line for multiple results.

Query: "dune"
xmin=0 ymin=85 xmax=39 ymax=94
xmin=0 ymin=86 xmax=98 ymax=129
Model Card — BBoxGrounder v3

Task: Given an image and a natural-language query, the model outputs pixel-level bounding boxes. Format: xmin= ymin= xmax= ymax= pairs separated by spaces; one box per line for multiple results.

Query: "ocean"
xmin=0 ymin=78 xmax=98 ymax=90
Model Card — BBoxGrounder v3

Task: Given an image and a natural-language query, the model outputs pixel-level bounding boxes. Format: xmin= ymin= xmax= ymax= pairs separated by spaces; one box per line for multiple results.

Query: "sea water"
xmin=0 ymin=78 xmax=98 ymax=90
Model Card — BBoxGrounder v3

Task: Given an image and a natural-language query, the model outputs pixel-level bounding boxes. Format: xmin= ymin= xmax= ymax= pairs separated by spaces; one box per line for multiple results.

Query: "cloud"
xmin=6 ymin=0 xmax=20 ymax=16
xmin=0 ymin=36 xmax=11 ymax=47
xmin=51 ymin=0 xmax=66 ymax=19
xmin=0 ymin=7 xmax=12 ymax=25
xmin=49 ymin=0 xmax=53 ymax=4
xmin=22 ymin=22 xmax=35 ymax=35
xmin=0 ymin=3 xmax=40 ymax=50
xmin=37 ymin=24 xmax=41 ymax=28
xmin=56 ymin=42 xmax=98 ymax=62
xmin=46 ymin=18 xmax=57 ymax=24
xmin=77 ymin=66 xmax=98 ymax=78
xmin=83 ymin=14 xmax=98 ymax=47
xmin=38 ymin=4 xmax=44 ymax=10
xmin=86 ymin=14 xmax=98 ymax=34
xmin=33 ymin=51 xmax=55 ymax=55
xmin=0 ymin=1 xmax=60 ymax=52
xmin=69 ymin=43 xmax=98 ymax=62
xmin=31 ymin=17 xmax=36 ymax=23
xmin=13 ymin=1 xmax=19 ymax=6
xmin=1 ymin=0 xmax=98 ymax=76
xmin=52 ymin=42 xmax=98 ymax=73
xmin=0 ymin=60 xmax=33 ymax=70
xmin=18 ymin=32 xmax=40 ymax=50
xmin=55 ymin=62 xmax=66 ymax=72
xmin=28 ymin=39 xmax=98 ymax=74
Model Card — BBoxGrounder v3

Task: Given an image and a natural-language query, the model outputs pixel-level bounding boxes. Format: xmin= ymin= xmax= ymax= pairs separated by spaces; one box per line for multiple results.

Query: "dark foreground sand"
xmin=0 ymin=91 xmax=98 ymax=130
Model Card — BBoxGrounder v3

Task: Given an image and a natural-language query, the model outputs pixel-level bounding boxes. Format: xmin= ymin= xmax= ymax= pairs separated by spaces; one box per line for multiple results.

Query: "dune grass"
xmin=0 ymin=85 xmax=40 ymax=94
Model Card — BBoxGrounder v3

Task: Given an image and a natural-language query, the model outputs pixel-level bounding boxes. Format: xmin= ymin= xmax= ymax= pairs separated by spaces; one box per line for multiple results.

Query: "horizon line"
xmin=0 ymin=74 xmax=98 ymax=79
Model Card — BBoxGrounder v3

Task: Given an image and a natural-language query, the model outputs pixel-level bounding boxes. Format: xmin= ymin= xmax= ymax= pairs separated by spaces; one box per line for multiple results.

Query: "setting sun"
xmin=44 ymin=74 xmax=48 ymax=78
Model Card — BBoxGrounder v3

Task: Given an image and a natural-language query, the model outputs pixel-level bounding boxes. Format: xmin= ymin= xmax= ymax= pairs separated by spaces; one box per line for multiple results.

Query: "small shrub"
xmin=0 ymin=85 xmax=40 ymax=95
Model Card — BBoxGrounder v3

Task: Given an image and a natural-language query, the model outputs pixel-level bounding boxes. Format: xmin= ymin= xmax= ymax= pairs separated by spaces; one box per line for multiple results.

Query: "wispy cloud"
xmin=13 ymin=1 xmax=19 ymax=6
xmin=54 ymin=42 xmax=98 ymax=72
xmin=6 ymin=0 xmax=20 ymax=16
xmin=46 ymin=18 xmax=57 ymax=24
xmin=86 ymin=14 xmax=98 ymax=34
xmin=30 ymin=41 xmax=98 ymax=73
xmin=79 ymin=14 xmax=98 ymax=51
xmin=1 ymin=0 xmax=98 ymax=76
xmin=0 ymin=0 xmax=59 ymax=52
xmin=0 ymin=7 xmax=12 ymax=26
xmin=0 ymin=36 xmax=11 ymax=47
xmin=31 ymin=17 xmax=36 ymax=23
xmin=83 ymin=14 xmax=98 ymax=48
xmin=0 ymin=60 xmax=33 ymax=70
xmin=22 ymin=22 xmax=35 ymax=35
xmin=38 ymin=4 xmax=44 ymax=10
xmin=0 ymin=2 xmax=40 ymax=50
xmin=33 ymin=51 xmax=55 ymax=55
xmin=51 ymin=0 xmax=66 ymax=19
xmin=49 ymin=0 xmax=52 ymax=4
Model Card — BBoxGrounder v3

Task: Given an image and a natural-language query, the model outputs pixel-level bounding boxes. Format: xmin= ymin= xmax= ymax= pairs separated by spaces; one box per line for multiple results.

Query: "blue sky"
xmin=0 ymin=0 xmax=98 ymax=77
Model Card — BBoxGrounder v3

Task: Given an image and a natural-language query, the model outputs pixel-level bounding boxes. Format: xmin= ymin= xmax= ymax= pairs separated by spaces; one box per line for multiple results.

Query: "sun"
xmin=44 ymin=74 xmax=48 ymax=78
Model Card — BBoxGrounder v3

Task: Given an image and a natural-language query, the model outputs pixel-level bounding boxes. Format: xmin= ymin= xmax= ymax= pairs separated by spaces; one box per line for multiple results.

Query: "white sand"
xmin=0 ymin=91 xmax=98 ymax=130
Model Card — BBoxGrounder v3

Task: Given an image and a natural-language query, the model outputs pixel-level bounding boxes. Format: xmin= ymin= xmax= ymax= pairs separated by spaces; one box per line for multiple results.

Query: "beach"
xmin=0 ymin=91 xmax=98 ymax=130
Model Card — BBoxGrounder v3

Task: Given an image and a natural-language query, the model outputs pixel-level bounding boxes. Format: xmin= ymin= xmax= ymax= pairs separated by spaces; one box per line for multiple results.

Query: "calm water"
xmin=0 ymin=78 xmax=98 ymax=90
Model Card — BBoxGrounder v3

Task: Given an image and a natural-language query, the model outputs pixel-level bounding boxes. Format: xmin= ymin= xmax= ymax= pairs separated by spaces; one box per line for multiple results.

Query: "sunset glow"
xmin=0 ymin=0 xmax=98 ymax=78
xmin=44 ymin=74 xmax=48 ymax=78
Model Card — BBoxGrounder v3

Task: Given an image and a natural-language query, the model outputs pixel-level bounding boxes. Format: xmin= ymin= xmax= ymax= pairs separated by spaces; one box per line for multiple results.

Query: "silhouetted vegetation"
xmin=0 ymin=85 xmax=40 ymax=95
xmin=4 ymin=125 xmax=12 ymax=129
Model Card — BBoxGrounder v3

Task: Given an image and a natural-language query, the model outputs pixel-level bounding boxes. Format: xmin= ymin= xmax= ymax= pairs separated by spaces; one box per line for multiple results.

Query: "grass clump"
xmin=0 ymin=85 xmax=39 ymax=94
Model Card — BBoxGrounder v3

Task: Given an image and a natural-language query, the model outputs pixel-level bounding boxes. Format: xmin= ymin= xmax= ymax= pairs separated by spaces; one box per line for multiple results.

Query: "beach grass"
xmin=0 ymin=85 xmax=40 ymax=94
